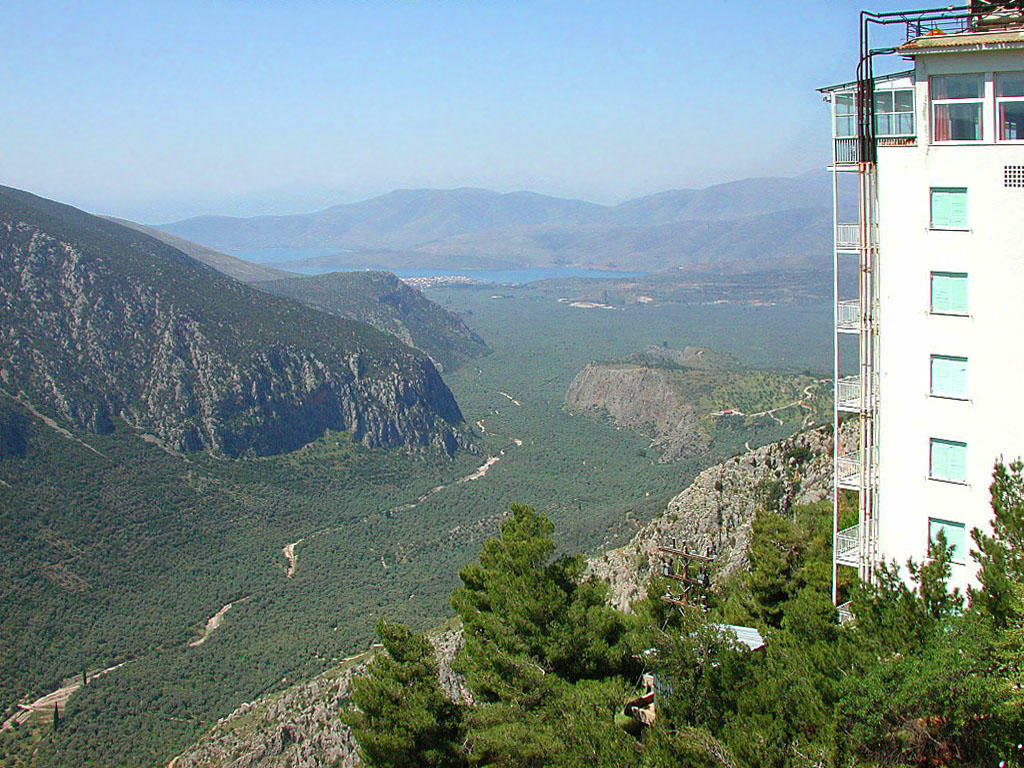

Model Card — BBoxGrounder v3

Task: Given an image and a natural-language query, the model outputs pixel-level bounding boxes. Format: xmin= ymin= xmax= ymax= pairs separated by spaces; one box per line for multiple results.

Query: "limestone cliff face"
xmin=0 ymin=186 xmax=467 ymax=457
xmin=587 ymin=423 xmax=854 ymax=611
xmin=170 ymin=628 xmax=468 ymax=768
xmin=565 ymin=363 xmax=708 ymax=461
xmin=259 ymin=271 xmax=489 ymax=373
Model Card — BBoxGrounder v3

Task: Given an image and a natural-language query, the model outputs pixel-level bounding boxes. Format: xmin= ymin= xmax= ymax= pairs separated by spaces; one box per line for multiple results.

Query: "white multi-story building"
xmin=821 ymin=2 xmax=1024 ymax=606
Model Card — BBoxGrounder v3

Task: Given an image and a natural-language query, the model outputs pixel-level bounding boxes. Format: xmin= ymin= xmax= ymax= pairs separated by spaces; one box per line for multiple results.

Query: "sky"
xmin=2 ymin=0 xmax=920 ymax=222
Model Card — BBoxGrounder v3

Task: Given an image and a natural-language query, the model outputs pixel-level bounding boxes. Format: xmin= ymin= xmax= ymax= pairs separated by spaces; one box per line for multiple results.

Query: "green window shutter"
xmin=931 ymin=188 xmax=968 ymax=228
xmin=931 ymin=272 xmax=968 ymax=314
xmin=931 ymin=355 xmax=968 ymax=398
xmin=949 ymin=274 xmax=968 ymax=312
xmin=931 ymin=438 xmax=967 ymax=482
xmin=929 ymin=518 xmax=967 ymax=563
xmin=931 ymin=439 xmax=950 ymax=478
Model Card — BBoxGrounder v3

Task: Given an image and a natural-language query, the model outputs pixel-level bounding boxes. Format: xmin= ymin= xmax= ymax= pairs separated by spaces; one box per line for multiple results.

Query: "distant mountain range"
xmin=156 ymin=173 xmax=835 ymax=273
xmin=0 ymin=185 xmax=467 ymax=457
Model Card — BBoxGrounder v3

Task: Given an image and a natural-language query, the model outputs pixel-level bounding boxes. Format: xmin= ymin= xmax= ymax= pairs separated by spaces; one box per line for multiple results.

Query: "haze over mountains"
xmin=158 ymin=172 xmax=834 ymax=273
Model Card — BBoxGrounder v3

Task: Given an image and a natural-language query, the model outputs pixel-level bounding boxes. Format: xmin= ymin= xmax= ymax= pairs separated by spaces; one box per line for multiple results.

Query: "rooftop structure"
xmin=820 ymin=1 xmax=1024 ymax=607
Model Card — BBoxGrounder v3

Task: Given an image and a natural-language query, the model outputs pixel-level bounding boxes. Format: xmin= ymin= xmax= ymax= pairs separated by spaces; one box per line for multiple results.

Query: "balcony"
xmin=835 ymin=523 xmax=860 ymax=567
xmin=836 ymin=451 xmax=863 ymax=490
xmin=836 ymin=376 xmax=861 ymax=412
xmin=837 ymin=601 xmax=855 ymax=625
xmin=836 ymin=223 xmax=859 ymax=251
xmin=833 ymin=137 xmax=860 ymax=166
xmin=836 ymin=299 xmax=859 ymax=333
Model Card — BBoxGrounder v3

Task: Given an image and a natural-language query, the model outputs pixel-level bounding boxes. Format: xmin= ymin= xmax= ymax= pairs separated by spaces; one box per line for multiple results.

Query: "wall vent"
xmin=1005 ymin=165 xmax=1024 ymax=188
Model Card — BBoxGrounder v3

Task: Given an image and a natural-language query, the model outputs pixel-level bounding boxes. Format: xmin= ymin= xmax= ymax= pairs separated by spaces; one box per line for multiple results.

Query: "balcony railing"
xmin=836 ymin=523 xmax=860 ymax=567
xmin=833 ymin=137 xmax=860 ymax=165
xmin=836 ymin=299 xmax=859 ymax=333
xmin=837 ymin=601 xmax=855 ymax=625
xmin=836 ymin=451 xmax=863 ymax=490
xmin=836 ymin=376 xmax=861 ymax=412
xmin=836 ymin=223 xmax=859 ymax=250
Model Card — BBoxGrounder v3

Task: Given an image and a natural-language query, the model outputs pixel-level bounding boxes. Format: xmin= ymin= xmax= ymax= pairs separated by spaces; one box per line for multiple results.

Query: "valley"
xmin=0 ymin=187 xmax=836 ymax=768
xmin=0 ymin=279 xmax=834 ymax=767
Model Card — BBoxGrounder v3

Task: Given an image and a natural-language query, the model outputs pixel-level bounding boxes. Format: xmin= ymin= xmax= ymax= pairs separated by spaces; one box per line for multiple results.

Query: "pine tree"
xmin=343 ymin=620 xmax=465 ymax=768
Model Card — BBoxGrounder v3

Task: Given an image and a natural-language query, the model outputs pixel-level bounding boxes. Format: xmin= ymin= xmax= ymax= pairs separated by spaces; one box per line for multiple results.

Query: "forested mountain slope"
xmin=0 ymin=186 xmax=466 ymax=457
xmin=104 ymin=216 xmax=294 ymax=283
xmin=160 ymin=425 xmax=839 ymax=768
xmin=259 ymin=271 xmax=489 ymax=372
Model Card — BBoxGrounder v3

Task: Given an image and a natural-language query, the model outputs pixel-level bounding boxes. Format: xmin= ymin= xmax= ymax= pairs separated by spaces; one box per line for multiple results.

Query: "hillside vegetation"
xmin=259 ymin=271 xmax=489 ymax=372
xmin=0 ymin=186 xmax=465 ymax=457
xmin=566 ymin=346 xmax=830 ymax=462
xmin=346 ymin=475 xmax=1024 ymax=768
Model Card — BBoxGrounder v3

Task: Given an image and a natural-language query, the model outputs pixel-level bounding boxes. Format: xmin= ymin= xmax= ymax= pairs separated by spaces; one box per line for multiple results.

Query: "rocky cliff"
xmin=259 ymin=271 xmax=489 ymax=372
xmin=565 ymin=363 xmax=709 ymax=461
xmin=588 ymin=422 xmax=853 ymax=611
xmin=170 ymin=628 xmax=469 ymax=768
xmin=0 ymin=186 xmax=467 ymax=457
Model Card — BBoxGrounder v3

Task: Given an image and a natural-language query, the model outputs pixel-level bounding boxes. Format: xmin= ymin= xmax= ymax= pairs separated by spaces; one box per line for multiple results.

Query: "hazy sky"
xmin=3 ymin=0 xmax=918 ymax=222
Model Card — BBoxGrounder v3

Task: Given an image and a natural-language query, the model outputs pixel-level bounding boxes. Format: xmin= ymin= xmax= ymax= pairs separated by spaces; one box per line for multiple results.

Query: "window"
xmin=997 ymin=72 xmax=1024 ymax=140
xmin=929 ymin=518 xmax=967 ymax=563
xmin=931 ymin=74 xmax=984 ymax=141
xmin=835 ymin=92 xmax=856 ymax=138
xmin=931 ymin=187 xmax=968 ymax=229
xmin=931 ymin=272 xmax=968 ymax=314
xmin=930 ymin=355 xmax=968 ymax=399
xmin=874 ymin=89 xmax=915 ymax=136
xmin=930 ymin=438 xmax=967 ymax=483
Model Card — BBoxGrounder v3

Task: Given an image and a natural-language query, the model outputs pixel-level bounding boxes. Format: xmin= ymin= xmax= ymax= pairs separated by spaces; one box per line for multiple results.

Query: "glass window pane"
xmin=997 ymin=72 xmax=1024 ymax=98
xmin=875 ymin=113 xmax=893 ymax=135
xmin=836 ymin=115 xmax=856 ymax=138
xmin=895 ymin=112 xmax=914 ymax=134
xmin=836 ymin=93 xmax=856 ymax=116
xmin=934 ymin=103 xmax=982 ymax=141
xmin=874 ymin=91 xmax=894 ymax=113
xmin=1000 ymin=101 xmax=1024 ymax=140
xmin=929 ymin=518 xmax=967 ymax=563
xmin=895 ymin=89 xmax=914 ymax=112
xmin=933 ymin=74 xmax=983 ymax=99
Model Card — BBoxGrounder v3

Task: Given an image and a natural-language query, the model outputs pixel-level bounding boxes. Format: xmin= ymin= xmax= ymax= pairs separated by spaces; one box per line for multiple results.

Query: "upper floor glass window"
xmin=835 ymin=93 xmax=856 ymax=138
xmin=874 ymin=89 xmax=915 ymax=136
xmin=932 ymin=74 xmax=984 ymax=141
xmin=997 ymin=72 xmax=1024 ymax=140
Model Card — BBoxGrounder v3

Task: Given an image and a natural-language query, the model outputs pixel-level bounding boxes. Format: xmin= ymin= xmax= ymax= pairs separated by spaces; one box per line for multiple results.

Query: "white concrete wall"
xmin=875 ymin=48 xmax=1024 ymax=592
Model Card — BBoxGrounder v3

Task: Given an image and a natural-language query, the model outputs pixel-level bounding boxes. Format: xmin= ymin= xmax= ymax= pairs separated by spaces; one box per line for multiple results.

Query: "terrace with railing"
xmin=836 ymin=223 xmax=859 ymax=250
xmin=836 ymin=376 xmax=861 ymax=412
xmin=837 ymin=451 xmax=865 ymax=490
xmin=835 ymin=523 xmax=861 ymax=567
xmin=836 ymin=299 xmax=860 ymax=333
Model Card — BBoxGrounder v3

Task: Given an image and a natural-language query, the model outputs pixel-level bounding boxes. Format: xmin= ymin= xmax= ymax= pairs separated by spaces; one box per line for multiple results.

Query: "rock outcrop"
xmin=588 ymin=423 xmax=853 ymax=611
xmin=0 ymin=186 xmax=467 ymax=457
xmin=565 ymin=363 xmax=709 ymax=461
xmin=170 ymin=628 xmax=469 ymax=768
xmin=259 ymin=270 xmax=489 ymax=372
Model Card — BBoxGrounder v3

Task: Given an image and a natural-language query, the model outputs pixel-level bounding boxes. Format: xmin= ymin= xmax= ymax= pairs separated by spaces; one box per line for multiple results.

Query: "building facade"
xmin=822 ymin=4 xmax=1024 ymax=605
